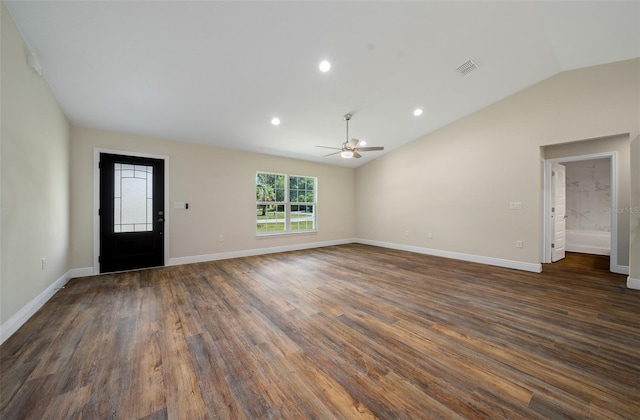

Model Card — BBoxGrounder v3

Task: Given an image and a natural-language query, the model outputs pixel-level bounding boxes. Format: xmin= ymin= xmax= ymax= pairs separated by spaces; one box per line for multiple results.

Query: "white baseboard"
xmin=0 ymin=270 xmax=72 ymax=345
xmin=356 ymin=239 xmax=543 ymax=273
xmin=168 ymin=238 xmax=356 ymax=266
xmin=613 ymin=265 xmax=629 ymax=275
xmin=69 ymin=267 xmax=95 ymax=278
xmin=627 ymin=276 xmax=640 ymax=290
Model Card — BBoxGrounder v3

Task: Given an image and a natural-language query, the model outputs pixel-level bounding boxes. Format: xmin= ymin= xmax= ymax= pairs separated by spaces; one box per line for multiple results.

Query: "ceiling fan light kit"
xmin=317 ymin=113 xmax=384 ymax=159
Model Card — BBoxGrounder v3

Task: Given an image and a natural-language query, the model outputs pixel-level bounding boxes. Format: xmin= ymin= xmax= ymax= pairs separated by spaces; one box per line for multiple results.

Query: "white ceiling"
xmin=6 ymin=1 xmax=640 ymax=167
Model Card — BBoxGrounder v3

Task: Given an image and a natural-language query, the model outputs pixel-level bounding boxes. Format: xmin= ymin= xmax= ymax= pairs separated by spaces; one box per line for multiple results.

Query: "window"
xmin=256 ymin=172 xmax=317 ymax=234
xmin=114 ymin=163 xmax=154 ymax=232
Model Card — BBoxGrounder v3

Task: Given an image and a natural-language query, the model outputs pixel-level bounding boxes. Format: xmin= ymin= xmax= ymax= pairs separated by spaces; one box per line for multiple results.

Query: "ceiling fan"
xmin=316 ymin=113 xmax=384 ymax=159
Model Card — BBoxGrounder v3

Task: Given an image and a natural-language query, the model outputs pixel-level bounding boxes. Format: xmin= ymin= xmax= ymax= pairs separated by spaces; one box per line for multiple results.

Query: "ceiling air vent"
xmin=456 ymin=59 xmax=478 ymax=76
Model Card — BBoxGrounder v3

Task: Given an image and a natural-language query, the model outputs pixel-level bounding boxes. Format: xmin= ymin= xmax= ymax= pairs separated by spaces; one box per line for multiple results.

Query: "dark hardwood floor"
xmin=1 ymin=245 xmax=639 ymax=419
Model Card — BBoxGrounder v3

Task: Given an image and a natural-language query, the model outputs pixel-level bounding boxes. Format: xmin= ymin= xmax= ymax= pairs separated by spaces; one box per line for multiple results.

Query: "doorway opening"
xmin=543 ymin=152 xmax=617 ymax=273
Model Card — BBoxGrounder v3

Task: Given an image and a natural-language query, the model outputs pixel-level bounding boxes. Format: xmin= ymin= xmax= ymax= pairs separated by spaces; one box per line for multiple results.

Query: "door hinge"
xmin=552 ymin=171 xmax=555 ymax=176
xmin=98 ymin=162 xmax=101 ymax=169
xmin=551 ymin=243 xmax=555 ymax=249
xmin=98 ymin=208 xmax=102 ymax=216
xmin=98 ymin=256 xmax=101 ymax=263
xmin=551 ymin=207 xmax=555 ymax=212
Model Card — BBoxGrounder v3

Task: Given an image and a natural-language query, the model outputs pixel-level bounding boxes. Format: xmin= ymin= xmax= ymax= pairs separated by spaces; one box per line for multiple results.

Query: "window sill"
xmin=256 ymin=230 xmax=318 ymax=238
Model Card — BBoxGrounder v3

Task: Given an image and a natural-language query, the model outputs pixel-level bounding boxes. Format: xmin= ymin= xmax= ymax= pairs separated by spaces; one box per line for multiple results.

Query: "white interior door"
xmin=552 ymin=163 xmax=566 ymax=262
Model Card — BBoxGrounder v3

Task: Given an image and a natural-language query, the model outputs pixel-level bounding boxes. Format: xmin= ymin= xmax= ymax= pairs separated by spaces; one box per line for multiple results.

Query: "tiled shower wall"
xmin=564 ymin=158 xmax=611 ymax=232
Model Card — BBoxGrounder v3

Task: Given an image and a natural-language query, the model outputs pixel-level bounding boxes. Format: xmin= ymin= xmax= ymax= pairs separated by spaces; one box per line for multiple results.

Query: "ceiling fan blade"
xmin=347 ymin=138 xmax=359 ymax=149
xmin=316 ymin=145 xmax=341 ymax=150
xmin=323 ymin=151 xmax=341 ymax=157
xmin=354 ymin=146 xmax=384 ymax=152
xmin=328 ymin=115 xmax=385 ymax=158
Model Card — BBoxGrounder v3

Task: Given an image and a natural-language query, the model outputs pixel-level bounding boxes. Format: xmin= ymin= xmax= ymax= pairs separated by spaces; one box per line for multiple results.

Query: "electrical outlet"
xmin=404 ymin=230 xmax=409 ymax=237
xmin=509 ymin=202 xmax=523 ymax=210
xmin=427 ymin=232 xmax=433 ymax=239
xmin=41 ymin=258 xmax=46 ymax=270
xmin=218 ymin=235 xmax=224 ymax=242
xmin=516 ymin=240 xmax=523 ymax=248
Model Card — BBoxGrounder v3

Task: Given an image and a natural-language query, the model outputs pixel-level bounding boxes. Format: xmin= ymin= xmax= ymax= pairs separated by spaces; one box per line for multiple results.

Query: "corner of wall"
xmin=1 ymin=2 xmax=72 ymax=330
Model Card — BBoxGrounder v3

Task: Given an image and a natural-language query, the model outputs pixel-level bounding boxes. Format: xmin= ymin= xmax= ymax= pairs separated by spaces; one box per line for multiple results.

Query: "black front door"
xmin=99 ymin=153 xmax=165 ymax=273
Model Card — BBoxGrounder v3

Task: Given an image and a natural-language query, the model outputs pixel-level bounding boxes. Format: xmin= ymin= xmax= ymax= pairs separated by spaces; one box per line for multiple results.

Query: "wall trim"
xmin=168 ymin=238 xmax=356 ymax=266
xmin=627 ymin=276 xmax=640 ymax=290
xmin=356 ymin=239 xmax=543 ymax=273
xmin=614 ymin=265 xmax=630 ymax=276
xmin=0 ymin=270 xmax=72 ymax=345
xmin=70 ymin=267 xmax=95 ymax=278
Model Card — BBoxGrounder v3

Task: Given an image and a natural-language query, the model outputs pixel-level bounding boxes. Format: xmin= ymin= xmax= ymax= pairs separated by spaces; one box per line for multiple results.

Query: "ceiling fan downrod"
xmin=344 ymin=113 xmax=352 ymax=147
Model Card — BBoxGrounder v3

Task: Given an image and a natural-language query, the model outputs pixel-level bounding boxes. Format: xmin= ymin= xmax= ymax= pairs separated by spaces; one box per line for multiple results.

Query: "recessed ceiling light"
xmin=413 ymin=108 xmax=423 ymax=116
xmin=319 ymin=60 xmax=331 ymax=72
xmin=271 ymin=117 xmax=280 ymax=126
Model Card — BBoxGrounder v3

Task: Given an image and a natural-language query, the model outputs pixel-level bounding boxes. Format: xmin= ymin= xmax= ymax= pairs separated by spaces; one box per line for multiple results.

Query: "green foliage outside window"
xmin=256 ymin=172 xmax=316 ymax=234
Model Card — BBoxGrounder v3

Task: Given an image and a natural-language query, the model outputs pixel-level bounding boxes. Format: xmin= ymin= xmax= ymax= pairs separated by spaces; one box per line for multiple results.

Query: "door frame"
xmin=93 ymin=148 xmax=170 ymax=274
xmin=542 ymin=151 xmax=617 ymax=273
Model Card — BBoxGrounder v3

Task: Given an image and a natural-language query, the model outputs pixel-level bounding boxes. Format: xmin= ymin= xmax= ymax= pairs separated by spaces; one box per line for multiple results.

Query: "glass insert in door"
xmin=114 ymin=163 xmax=154 ymax=233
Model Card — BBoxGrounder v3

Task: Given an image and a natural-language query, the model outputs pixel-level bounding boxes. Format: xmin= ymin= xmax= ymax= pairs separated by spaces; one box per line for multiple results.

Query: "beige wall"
xmin=355 ymin=59 xmax=639 ymax=268
xmin=70 ymin=127 xmax=355 ymax=269
xmin=630 ymin=136 xmax=640 ymax=281
xmin=1 ymin=4 xmax=71 ymax=323
xmin=544 ymin=134 xmax=630 ymax=267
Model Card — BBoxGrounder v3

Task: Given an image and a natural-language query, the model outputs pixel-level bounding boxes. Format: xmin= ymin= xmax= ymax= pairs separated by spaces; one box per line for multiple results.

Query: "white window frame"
xmin=256 ymin=171 xmax=317 ymax=236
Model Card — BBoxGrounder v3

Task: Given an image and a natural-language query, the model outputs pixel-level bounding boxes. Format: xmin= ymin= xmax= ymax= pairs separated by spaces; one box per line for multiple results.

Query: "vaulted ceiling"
xmin=6 ymin=1 xmax=640 ymax=166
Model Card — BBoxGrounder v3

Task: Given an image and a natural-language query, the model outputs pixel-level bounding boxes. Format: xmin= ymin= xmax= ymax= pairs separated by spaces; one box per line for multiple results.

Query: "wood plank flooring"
xmin=1 ymin=244 xmax=639 ymax=419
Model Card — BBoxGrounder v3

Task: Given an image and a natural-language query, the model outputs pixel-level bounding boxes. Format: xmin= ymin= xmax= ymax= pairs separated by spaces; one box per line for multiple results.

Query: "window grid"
xmin=256 ymin=172 xmax=316 ymax=234
xmin=114 ymin=163 xmax=154 ymax=233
